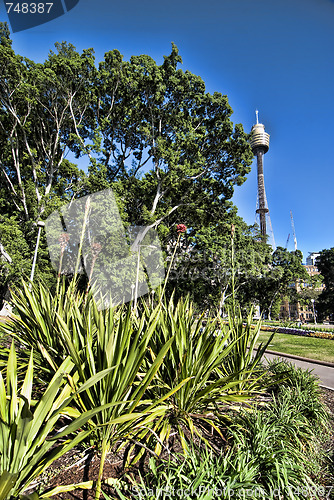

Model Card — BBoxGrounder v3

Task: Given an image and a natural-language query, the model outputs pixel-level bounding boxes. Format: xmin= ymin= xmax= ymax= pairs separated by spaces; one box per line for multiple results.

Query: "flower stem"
xmin=161 ymin=232 xmax=181 ymax=303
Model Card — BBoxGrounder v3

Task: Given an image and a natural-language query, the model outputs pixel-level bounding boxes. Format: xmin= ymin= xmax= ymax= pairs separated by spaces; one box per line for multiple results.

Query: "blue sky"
xmin=1 ymin=0 xmax=334 ymax=262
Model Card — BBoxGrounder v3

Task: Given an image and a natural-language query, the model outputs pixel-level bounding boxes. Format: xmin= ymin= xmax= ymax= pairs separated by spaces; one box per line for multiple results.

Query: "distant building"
xmin=306 ymin=252 xmax=320 ymax=266
xmin=279 ymin=263 xmax=324 ymax=322
xmin=297 ymin=265 xmax=324 ymax=292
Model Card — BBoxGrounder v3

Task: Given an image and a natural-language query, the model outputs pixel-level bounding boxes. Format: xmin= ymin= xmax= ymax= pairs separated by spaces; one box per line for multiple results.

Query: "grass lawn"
xmin=257 ymin=330 xmax=334 ymax=363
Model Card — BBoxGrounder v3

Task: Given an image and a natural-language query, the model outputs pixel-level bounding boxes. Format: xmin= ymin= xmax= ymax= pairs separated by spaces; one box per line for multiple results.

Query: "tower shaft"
xmin=255 ymin=148 xmax=269 ymax=237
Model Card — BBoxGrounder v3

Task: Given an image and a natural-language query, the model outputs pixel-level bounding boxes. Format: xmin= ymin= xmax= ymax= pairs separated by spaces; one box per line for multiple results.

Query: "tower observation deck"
xmin=250 ymin=111 xmax=271 ymax=238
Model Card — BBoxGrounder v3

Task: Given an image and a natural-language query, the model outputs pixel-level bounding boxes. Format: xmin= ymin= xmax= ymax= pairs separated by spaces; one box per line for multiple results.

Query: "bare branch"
xmin=0 ymin=242 xmax=12 ymax=263
xmin=150 ymin=180 xmax=164 ymax=216
xmin=130 ymin=203 xmax=182 ymax=251
xmin=69 ymin=94 xmax=94 ymax=163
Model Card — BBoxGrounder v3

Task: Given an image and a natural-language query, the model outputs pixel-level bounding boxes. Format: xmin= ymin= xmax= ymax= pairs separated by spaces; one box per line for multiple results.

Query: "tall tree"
xmin=87 ymin=44 xmax=254 ymax=302
xmin=246 ymin=247 xmax=308 ymax=320
xmin=0 ymin=34 xmax=93 ymax=225
xmin=0 ymin=27 xmax=92 ymax=294
xmin=0 ymin=33 xmax=259 ymax=305
xmin=70 ymin=43 xmax=253 ymax=235
xmin=316 ymin=248 xmax=334 ymax=320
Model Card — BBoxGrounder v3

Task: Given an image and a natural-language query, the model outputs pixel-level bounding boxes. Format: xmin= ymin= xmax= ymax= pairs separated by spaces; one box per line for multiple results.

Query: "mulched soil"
xmin=35 ymin=419 xmax=226 ymax=500
xmin=27 ymin=388 xmax=334 ymax=500
xmin=321 ymin=388 xmax=334 ymax=432
xmin=320 ymin=387 xmax=334 ymax=454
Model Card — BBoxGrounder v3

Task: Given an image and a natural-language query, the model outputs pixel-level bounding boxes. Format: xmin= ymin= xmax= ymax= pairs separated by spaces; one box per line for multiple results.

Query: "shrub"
xmin=0 ymin=341 xmax=115 ymax=500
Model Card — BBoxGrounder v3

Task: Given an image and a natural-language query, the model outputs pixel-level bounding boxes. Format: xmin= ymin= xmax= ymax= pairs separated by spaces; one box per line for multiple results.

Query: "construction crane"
xmin=290 ymin=211 xmax=297 ymax=251
xmin=285 ymin=233 xmax=290 ymax=249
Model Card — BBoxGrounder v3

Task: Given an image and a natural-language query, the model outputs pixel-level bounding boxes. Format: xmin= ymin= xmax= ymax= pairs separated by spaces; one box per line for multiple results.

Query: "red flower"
xmin=176 ymin=224 xmax=187 ymax=233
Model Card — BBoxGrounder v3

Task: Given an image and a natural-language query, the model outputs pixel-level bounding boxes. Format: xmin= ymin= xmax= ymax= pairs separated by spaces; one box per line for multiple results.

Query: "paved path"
xmin=259 ymin=350 xmax=334 ymax=390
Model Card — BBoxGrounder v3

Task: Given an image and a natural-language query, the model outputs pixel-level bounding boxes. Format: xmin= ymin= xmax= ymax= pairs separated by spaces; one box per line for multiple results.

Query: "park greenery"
xmin=0 ymin=279 xmax=332 ymax=499
xmin=0 ymin=21 xmax=333 ymax=499
xmin=257 ymin=329 xmax=334 ymax=363
xmin=0 ymin=22 xmax=329 ymax=318
xmin=316 ymin=248 xmax=334 ymax=321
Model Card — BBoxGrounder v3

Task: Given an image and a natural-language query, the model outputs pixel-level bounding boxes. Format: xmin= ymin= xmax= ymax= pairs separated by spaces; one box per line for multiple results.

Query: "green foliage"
xmin=228 ymin=402 xmax=322 ymax=499
xmin=221 ymin=307 xmax=274 ymax=391
xmin=268 ymin=359 xmax=327 ymax=408
xmin=0 ymin=36 xmax=95 ymax=294
xmin=0 ymin=35 xmax=257 ymax=306
xmin=0 ymin=280 xmax=175 ymax=500
xmin=168 ymin=219 xmax=273 ymax=312
xmin=105 ymin=365 xmax=330 ymax=499
xmin=137 ymin=295 xmax=265 ymax=457
xmin=0 ymin=342 xmax=115 ymax=500
xmin=316 ymin=248 xmax=334 ymax=320
xmin=109 ymin=446 xmax=243 ymax=500
xmin=0 ymin=23 xmax=11 ymax=48
xmin=0 ymin=279 xmax=89 ymax=380
xmin=0 ymin=279 xmax=273 ymax=472
xmin=298 ymin=287 xmax=321 ymax=322
xmin=0 ymin=274 xmax=330 ymax=499
xmin=57 ymin=297 xmax=176 ymax=500
xmin=316 ymin=248 xmax=334 ymax=289
xmin=249 ymin=247 xmax=308 ymax=319
xmin=0 ymin=218 xmax=31 ymax=307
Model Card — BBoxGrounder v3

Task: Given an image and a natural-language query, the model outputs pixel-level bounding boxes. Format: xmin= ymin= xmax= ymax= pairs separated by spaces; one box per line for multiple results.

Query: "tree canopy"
xmin=316 ymin=248 xmax=334 ymax=321
xmin=0 ymin=24 xmax=307 ymax=313
xmin=0 ymin=26 xmax=255 ymax=303
xmin=241 ymin=247 xmax=307 ymax=320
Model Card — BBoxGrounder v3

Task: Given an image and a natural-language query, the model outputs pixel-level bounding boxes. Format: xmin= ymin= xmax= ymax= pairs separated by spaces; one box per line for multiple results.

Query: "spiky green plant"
xmin=0 ymin=279 xmax=95 ymax=381
xmin=220 ymin=306 xmax=274 ymax=391
xmin=0 ymin=341 xmax=120 ymax=500
xmin=0 ymin=280 xmax=182 ymax=499
xmin=54 ymin=297 xmax=177 ymax=500
xmin=132 ymin=295 xmax=262 ymax=457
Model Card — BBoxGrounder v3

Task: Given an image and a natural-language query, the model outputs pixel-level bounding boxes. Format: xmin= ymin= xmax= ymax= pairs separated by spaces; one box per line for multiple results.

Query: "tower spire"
xmin=255 ymin=109 xmax=259 ymax=124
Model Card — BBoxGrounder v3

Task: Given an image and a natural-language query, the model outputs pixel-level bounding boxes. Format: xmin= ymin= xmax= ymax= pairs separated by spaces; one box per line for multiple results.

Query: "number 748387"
xmin=6 ymin=3 xmax=53 ymax=14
